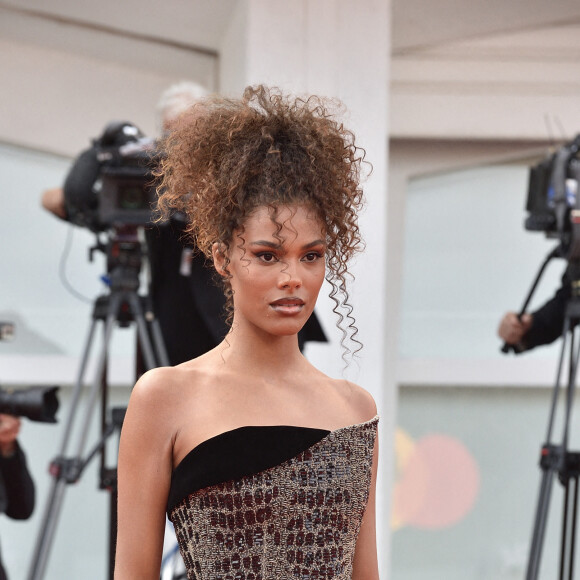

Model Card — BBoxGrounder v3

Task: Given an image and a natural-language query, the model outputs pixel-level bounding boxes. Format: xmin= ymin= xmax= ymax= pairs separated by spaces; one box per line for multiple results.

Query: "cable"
xmin=58 ymin=225 xmax=93 ymax=304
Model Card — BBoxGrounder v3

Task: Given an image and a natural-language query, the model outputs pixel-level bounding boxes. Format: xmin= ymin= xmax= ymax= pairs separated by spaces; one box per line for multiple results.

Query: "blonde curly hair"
xmin=155 ymin=85 xmax=367 ymax=350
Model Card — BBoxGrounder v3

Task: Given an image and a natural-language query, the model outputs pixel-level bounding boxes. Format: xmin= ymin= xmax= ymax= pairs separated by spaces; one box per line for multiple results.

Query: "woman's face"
xmin=217 ymin=204 xmax=326 ymax=339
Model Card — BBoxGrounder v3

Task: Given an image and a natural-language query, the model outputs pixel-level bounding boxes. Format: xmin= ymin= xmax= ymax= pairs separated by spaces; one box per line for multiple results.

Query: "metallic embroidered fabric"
xmin=169 ymin=417 xmax=378 ymax=580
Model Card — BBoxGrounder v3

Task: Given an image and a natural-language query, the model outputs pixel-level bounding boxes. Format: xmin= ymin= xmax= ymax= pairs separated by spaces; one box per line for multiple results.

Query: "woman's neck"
xmin=215 ymin=325 xmax=306 ymax=376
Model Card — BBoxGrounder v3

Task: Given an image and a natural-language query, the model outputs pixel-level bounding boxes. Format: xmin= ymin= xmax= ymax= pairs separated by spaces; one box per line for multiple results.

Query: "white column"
xmin=221 ymin=1 xmax=394 ymax=574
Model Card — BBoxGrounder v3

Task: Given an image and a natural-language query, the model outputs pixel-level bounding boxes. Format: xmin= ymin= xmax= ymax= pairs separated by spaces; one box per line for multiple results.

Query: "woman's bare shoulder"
xmin=129 ymin=362 xmax=215 ymax=412
xmin=330 ymin=377 xmax=378 ymax=423
xmin=132 ymin=365 xmax=186 ymax=395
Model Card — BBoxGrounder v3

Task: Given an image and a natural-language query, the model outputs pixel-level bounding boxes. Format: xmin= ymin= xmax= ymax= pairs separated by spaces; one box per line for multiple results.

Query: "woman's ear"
xmin=212 ymin=242 xmax=227 ymax=277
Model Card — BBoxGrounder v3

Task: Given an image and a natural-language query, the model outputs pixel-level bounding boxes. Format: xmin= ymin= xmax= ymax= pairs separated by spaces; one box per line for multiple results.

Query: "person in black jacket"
xmin=0 ymin=414 xmax=35 ymax=580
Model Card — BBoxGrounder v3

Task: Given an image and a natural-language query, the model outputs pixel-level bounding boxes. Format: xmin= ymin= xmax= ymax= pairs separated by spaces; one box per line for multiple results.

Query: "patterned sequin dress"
xmin=167 ymin=416 xmax=378 ymax=580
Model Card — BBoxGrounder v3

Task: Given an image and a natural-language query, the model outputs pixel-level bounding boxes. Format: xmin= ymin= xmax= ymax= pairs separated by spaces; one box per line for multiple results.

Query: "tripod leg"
xmin=140 ymin=294 xmax=170 ymax=367
xmin=527 ymin=468 xmax=557 ymax=580
xmin=149 ymin=316 xmax=170 ymax=367
xmin=72 ymin=306 xmax=119 ymax=459
xmin=560 ymin=474 xmax=580 ymax=580
xmin=560 ymin=476 xmax=571 ymax=580
xmin=569 ymin=475 xmax=579 ymax=580
xmin=26 ymin=477 xmax=69 ymax=580
xmin=58 ymin=319 xmax=100 ymax=454
xmin=27 ymin=316 xmax=100 ymax=580
xmin=27 ymin=298 xmax=121 ymax=580
xmin=545 ymin=317 xmax=572 ymax=443
xmin=558 ymin=328 xmax=580 ymax=579
xmin=127 ymin=293 xmax=156 ymax=369
xmin=561 ymin=326 xmax=580 ymax=453
xmin=127 ymin=293 xmax=167 ymax=370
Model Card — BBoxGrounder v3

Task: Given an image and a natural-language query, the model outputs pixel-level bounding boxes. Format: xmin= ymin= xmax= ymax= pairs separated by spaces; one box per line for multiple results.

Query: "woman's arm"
xmin=352 ymin=431 xmax=380 ymax=580
xmin=114 ymin=369 xmax=176 ymax=580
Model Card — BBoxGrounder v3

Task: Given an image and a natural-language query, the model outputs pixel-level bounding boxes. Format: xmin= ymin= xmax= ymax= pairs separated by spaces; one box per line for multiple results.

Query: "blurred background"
xmin=1 ymin=1 xmax=580 ymax=578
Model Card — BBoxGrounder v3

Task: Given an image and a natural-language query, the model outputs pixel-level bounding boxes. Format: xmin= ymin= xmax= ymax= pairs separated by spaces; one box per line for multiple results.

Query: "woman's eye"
xmin=257 ymin=252 xmax=277 ymax=263
xmin=303 ymin=252 xmax=322 ymax=263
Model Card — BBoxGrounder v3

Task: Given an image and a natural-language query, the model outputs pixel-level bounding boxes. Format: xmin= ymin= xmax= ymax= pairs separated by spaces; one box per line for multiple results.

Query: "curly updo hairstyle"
xmin=156 ymin=85 xmax=367 ymax=351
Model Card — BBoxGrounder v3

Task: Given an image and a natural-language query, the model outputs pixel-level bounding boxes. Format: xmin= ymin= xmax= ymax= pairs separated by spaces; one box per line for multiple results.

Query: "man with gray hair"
xmin=156 ymin=80 xmax=209 ymax=132
xmin=145 ymin=80 xmax=228 ymax=364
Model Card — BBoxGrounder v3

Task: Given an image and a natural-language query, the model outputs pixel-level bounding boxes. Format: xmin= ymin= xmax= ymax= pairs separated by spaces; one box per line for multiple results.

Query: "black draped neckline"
xmin=167 ymin=425 xmax=330 ymax=514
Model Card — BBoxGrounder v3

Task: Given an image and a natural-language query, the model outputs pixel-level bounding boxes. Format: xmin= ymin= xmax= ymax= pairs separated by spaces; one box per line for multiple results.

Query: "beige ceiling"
xmin=3 ymin=0 xmax=580 ymax=59
xmin=392 ymin=0 xmax=580 ymax=53
xmin=2 ymin=0 xmax=580 ymax=126
xmin=0 ymin=0 xmax=236 ymax=52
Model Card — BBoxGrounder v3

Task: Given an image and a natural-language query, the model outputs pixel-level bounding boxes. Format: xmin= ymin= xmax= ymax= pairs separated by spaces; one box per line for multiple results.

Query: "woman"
xmin=115 ymin=86 xmax=379 ymax=579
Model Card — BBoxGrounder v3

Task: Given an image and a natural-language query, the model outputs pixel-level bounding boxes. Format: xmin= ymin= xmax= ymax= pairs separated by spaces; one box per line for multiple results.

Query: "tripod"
xmin=522 ymin=272 xmax=580 ymax=578
xmin=27 ymin=227 xmax=169 ymax=580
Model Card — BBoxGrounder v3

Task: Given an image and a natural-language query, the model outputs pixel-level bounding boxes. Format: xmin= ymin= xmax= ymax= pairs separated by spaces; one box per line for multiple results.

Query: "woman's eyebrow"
xmin=303 ymin=239 xmax=326 ymax=249
xmin=249 ymin=240 xmax=280 ymax=249
xmin=249 ymin=239 xmax=326 ymax=249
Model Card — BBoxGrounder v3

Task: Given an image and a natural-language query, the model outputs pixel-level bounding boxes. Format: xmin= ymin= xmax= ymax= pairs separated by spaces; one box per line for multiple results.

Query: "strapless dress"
xmin=167 ymin=415 xmax=378 ymax=580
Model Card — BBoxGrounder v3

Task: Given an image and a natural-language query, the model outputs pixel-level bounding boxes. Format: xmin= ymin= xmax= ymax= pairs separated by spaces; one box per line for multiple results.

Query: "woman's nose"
xmin=277 ymin=262 xmax=302 ymax=290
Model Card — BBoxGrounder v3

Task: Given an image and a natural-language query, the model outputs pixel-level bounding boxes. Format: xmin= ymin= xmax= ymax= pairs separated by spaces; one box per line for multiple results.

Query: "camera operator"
xmin=499 ymin=139 xmax=580 ymax=354
xmin=42 ymin=81 xmax=327 ymax=366
xmin=498 ymin=269 xmax=571 ymax=353
xmin=0 ymin=414 xmax=35 ymax=580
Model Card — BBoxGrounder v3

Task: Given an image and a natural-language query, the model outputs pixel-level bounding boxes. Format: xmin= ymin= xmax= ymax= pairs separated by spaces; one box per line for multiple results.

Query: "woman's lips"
xmin=270 ymin=297 xmax=305 ymax=315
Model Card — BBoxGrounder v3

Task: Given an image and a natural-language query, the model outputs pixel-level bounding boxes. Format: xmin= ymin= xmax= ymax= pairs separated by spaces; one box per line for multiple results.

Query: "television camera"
xmin=525 ymin=134 xmax=580 ymax=260
xmin=64 ymin=121 xmax=158 ymax=234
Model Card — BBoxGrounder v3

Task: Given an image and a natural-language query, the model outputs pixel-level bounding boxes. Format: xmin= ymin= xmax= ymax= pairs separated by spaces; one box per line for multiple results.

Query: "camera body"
xmin=64 ymin=122 xmax=158 ymax=233
xmin=525 ymin=135 xmax=580 ymax=248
